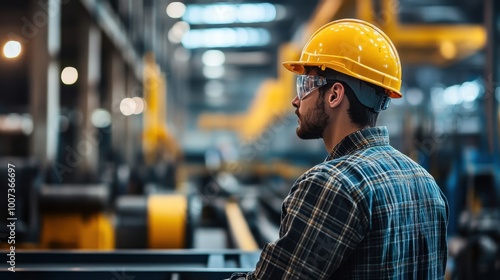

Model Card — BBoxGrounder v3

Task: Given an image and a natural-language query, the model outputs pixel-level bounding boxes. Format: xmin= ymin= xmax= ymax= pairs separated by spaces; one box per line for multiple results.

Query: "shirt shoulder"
xmin=298 ymin=144 xmax=438 ymax=201
xmin=294 ymin=159 xmax=361 ymax=198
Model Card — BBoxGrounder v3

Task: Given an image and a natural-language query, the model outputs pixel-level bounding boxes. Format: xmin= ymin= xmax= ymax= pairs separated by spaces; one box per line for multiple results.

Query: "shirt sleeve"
xmin=246 ymin=169 xmax=369 ymax=279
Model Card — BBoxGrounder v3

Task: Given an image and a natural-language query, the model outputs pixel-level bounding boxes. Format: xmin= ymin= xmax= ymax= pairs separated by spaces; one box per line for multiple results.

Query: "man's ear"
xmin=327 ymin=82 xmax=344 ymax=108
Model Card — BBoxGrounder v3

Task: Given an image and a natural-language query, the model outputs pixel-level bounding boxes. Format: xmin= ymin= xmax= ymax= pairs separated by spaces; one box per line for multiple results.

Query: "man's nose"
xmin=291 ymin=96 xmax=299 ymax=108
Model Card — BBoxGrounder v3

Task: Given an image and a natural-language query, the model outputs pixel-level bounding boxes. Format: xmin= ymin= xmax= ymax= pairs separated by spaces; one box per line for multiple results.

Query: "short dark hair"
xmin=310 ymin=67 xmax=382 ymax=128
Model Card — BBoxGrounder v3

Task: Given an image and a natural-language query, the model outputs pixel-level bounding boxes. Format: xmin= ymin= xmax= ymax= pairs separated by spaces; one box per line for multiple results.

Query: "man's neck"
xmin=322 ymin=121 xmax=365 ymax=154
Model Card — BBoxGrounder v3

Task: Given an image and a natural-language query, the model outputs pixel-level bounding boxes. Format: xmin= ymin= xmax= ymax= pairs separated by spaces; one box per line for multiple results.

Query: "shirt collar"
xmin=326 ymin=126 xmax=390 ymax=161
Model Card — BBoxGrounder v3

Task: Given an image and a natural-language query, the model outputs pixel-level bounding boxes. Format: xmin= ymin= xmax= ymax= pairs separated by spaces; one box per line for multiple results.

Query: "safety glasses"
xmin=296 ymin=73 xmax=391 ymax=111
xmin=296 ymin=75 xmax=334 ymax=100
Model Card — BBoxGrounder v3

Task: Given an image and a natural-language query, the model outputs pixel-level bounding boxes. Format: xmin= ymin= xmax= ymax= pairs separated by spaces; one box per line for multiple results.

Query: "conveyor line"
xmin=0 ymin=250 xmax=260 ymax=280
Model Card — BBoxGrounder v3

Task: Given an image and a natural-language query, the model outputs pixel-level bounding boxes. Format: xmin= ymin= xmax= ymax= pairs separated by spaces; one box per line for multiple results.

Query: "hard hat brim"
xmin=282 ymin=61 xmax=306 ymax=75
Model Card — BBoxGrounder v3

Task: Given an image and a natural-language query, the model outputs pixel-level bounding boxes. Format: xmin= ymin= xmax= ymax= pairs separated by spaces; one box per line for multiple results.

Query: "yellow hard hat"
xmin=283 ymin=18 xmax=402 ymax=98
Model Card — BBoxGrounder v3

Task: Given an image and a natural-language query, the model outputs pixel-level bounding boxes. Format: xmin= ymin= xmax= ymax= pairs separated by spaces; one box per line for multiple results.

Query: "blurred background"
xmin=0 ymin=0 xmax=499 ymax=279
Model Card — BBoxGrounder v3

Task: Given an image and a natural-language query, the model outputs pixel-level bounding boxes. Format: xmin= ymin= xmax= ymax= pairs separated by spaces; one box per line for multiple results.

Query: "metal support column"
xmin=29 ymin=0 xmax=61 ymax=169
xmin=485 ymin=0 xmax=500 ymax=202
xmin=125 ymin=69 xmax=140 ymax=166
xmin=77 ymin=19 xmax=102 ymax=179
xmin=109 ymin=52 xmax=127 ymax=160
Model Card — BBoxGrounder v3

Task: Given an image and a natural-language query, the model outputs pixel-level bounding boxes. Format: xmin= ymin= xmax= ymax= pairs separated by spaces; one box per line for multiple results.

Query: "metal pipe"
xmin=225 ymin=201 xmax=259 ymax=251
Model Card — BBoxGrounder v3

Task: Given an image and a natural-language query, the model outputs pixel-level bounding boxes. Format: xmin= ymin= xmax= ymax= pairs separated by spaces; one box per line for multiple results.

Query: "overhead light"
xmin=205 ymin=80 xmax=225 ymax=98
xmin=460 ymin=81 xmax=480 ymax=102
xmin=120 ymin=98 xmax=136 ymax=116
xmin=0 ymin=114 xmax=33 ymax=135
xmin=443 ymin=85 xmax=462 ymax=105
xmin=224 ymin=51 xmax=270 ymax=65
xmin=238 ymin=3 xmax=276 ymax=23
xmin=168 ymin=21 xmax=190 ymax=44
xmin=119 ymin=97 xmax=146 ymax=116
xmin=182 ymin=27 xmax=271 ymax=49
xmin=406 ymin=88 xmax=424 ymax=106
xmin=440 ymin=80 xmax=481 ymax=107
xmin=166 ymin=2 xmax=186 ymax=19
xmin=202 ymin=50 xmax=225 ymax=66
xmin=3 ymin=41 xmax=22 ymax=59
xmin=203 ymin=66 xmax=225 ymax=79
xmin=430 ymin=86 xmax=446 ymax=110
xmin=132 ymin=97 xmax=146 ymax=114
xmin=91 ymin=108 xmax=111 ymax=128
xmin=21 ymin=114 xmax=33 ymax=135
xmin=183 ymin=3 xmax=276 ymax=24
xmin=61 ymin=67 xmax=78 ymax=85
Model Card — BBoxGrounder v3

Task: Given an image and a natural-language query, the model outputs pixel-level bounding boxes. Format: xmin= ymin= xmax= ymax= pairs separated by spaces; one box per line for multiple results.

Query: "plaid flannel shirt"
xmin=244 ymin=126 xmax=449 ymax=279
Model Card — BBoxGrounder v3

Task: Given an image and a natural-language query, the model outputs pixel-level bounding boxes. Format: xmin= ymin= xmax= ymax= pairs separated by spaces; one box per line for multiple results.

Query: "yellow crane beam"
xmin=198 ymin=0 xmax=486 ymax=142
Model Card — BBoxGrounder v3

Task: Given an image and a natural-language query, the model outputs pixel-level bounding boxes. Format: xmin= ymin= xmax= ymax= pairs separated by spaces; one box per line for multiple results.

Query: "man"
xmin=230 ymin=18 xmax=449 ymax=279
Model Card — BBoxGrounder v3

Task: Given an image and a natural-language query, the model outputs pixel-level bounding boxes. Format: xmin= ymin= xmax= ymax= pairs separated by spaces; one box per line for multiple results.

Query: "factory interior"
xmin=0 ymin=0 xmax=499 ymax=279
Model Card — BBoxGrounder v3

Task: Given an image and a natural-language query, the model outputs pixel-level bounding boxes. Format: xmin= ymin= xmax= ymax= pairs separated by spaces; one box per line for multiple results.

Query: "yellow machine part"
xmin=225 ymin=201 xmax=259 ymax=251
xmin=148 ymin=194 xmax=187 ymax=249
xmin=357 ymin=0 xmax=486 ymax=65
xmin=197 ymin=113 xmax=246 ymax=131
xmin=142 ymin=53 xmax=181 ymax=165
xmin=40 ymin=213 xmax=114 ymax=249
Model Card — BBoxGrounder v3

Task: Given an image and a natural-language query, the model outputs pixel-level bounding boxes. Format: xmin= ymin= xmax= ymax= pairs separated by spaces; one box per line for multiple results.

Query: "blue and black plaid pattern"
xmin=246 ymin=127 xmax=449 ymax=279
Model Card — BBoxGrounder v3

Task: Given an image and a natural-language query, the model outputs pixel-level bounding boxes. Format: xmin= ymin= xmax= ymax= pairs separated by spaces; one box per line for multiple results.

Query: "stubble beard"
xmin=296 ymin=99 xmax=329 ymax=140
